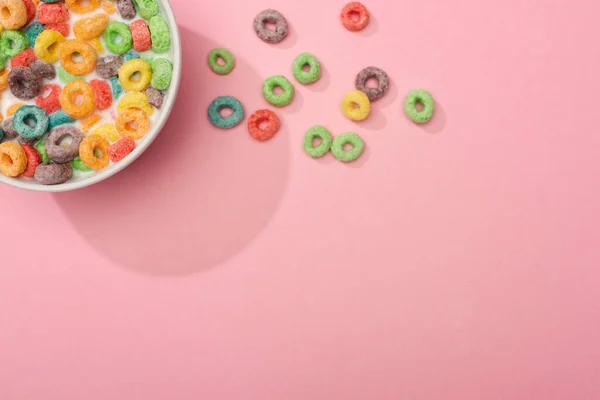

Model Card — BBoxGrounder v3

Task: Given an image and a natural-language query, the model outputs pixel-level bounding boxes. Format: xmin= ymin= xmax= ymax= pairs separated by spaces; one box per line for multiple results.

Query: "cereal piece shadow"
xmin=374 ymin=79 xmax=398 ymax=109
xmin=356 ymin=109 xmax=388 ymax=131
xmin=278 ymin=88 xmax=304 ymax=114
xmin=269 ymin=25 xmax=298 ymax=49
xmin=53 ymin=28 xmax=291 ymax=276
xmin=419 ymin=101 xmax=447 ymax=134
xmin=347 ymin=145 xmax=371 ymax=168
xmin=357 ymin=13 xmax=380 ymax=37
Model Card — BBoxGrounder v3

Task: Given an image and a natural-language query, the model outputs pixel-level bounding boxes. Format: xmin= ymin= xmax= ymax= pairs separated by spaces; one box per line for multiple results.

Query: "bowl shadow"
xmin=53 ymin=28 xmax=291 ymax=276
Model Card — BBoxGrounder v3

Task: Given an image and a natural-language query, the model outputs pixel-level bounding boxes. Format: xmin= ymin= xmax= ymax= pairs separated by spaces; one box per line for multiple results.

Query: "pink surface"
xmin=2 ymin=0 xmax=600 ymax=398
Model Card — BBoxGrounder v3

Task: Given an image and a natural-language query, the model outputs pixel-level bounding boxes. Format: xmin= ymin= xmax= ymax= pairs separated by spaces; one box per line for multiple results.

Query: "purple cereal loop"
xmin=253 ymin=9 xmax=289 ymax=44
xmin=45 ymin=126 xmax=85 ymax=164
xmin=96 ymin=55 xmax=125 ymax=79
xmin=117 ymin=0 xmax=136 ymax=19
xmin=1 ymin=118 xmax=18 ymax=140
xmin=29 ymin=60 xmax=56 ymax=80
xmin=8 ymin=66 xmax=42 ymax=100
xmin=34 ymin=163 xmax=73 ymax=185
xmin=144 ymin=87 xmax=164 ymax=109
xmin=355 ymin=66 xmax=390 ymax=102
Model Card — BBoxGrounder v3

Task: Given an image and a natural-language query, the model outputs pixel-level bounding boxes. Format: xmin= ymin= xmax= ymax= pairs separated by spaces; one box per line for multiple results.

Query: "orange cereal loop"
xmin=59 ymin=80 xmax=96 ymax=119
xmin=0 ymin=112 xmax=3 ymax=123
xmin=80 ymin=113 xmax=102 ymax=133
xmin=0 ymin=142 xmax=27 ymax=177
xmin=79 ymin=135 xmax=110 ymax=170
xmin=0 ymin=0 xmax=28 ymax=30
xmin=0 ymin=68 xmax=8 ymax=90
xmin=7 ymin=103 xmax=23 ymax=116
xmin=74 ymin=13 xmax=108 ymax=40
xmin=116 ymin=108 xmax=150 ymax=140
xmin=65 ymin=0 xmax=100 ymax=13
xmin=91 ymin=123 xmax=119 ymax=142
xmin=59 ymin=39 xmax=97 ymax=76
xmin=101 ymin=0 xmax=116 ymax=14
xmin=88 ymin=37 xmax=104 ymax=54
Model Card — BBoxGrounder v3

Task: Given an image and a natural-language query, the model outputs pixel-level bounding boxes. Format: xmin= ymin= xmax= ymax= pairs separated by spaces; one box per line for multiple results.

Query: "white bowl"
xmin=0 ymin=0 xmax=182 ymax=193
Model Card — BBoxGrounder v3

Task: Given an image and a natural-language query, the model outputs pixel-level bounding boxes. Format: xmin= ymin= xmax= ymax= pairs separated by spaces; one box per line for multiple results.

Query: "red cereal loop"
xmin=45 ymin=22 xmax=70 ymax=37
xmin=108 ymin=136 xmax=134 ymax=162
xmin=36 ymin=84 xmax=62 ymax=114
xmin=10 ymin=48 xmax=37 ymax=68
xmin=247 ymin=109 xmax=281 ymax=141
xmin=90 ymin=79 xmax=112 ymax=110
xmin=21 ymin=144 xmax=42 ymax=178
xmin=38 ymin=3 xmax=70 ymax=24
xmin=130 ymin=19 xmax=152 ymax=52
xmin=340 ymin=2 xmax=370 ymax=32
xmin=23 ymin=0 xmax=36 ymax=24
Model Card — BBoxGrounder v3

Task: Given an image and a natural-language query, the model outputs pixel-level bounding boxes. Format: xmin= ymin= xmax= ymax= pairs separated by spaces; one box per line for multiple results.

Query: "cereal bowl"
xmin=0 ymin=0 xmax=181 ymax=192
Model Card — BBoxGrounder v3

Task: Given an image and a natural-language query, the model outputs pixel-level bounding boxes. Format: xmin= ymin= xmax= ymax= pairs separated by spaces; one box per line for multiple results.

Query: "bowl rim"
xmin=0 ymin=0 xmax=182 ymax=193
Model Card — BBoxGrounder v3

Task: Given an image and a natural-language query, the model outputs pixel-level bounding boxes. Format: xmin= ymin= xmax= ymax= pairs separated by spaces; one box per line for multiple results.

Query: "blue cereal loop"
xmin=49 ymin=110 xmax=75 ymax=129
xmin=26 ymin=22 xmax=44 ymax=46
xmin=109 ymin=75 xmax=124 ymax=99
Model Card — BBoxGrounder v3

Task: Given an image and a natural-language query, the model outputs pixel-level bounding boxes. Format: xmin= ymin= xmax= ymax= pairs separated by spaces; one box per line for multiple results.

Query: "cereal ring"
xmin=88 ymin=37 xmax=104 ymax=54
xmin=34 ymin=163 xmax=72 ymax=185
xmin=148 ymin=15 xmax=170 ymax=53
xmin=21 ymin=144 xmax=41 ymax=178
xmin=0 ymin=29 xmax=29 ymax=58
xmin=292 ymin=52 xmax=321 ymax=85
xmin=101 ymin=0 xmax=116 ymax=14
xmin=0 ymin=141 xmax=27 ymax=176
xmin=262 ymin=75 xmax=294 ymax=107
xmin=25 ymin=21 xmax=44 ymax=44
xmin=65 ymin=0 xmax=100 ymax=13
xmin=103 ymin=21 xmax=132 ymax=54
xmin=10 ymin=48 xmax=36 ymax=68
xmin=341 ymin=2 xmax=369 ymax=32
xmin=95 ymin=54 xmax=124 ymax=78
xmin=108 ymin=136 xmax=134 ymax=162
xmin=108 ymin=75 xmax=123 ymax=99
xmin=404 ymin=89 xmax=434 ymax=124
xmin=45 ymin=125 xmax=84 ymax=163
xmin=117 ymin=91 xmax=153 ymax=115
xmin=79 ymin=134 xmax=109 ymax=170
xmin=36 ymin=83 xmax=61 ymax=114
xmin=91 ymin=123 xmax=119 ymax=142
xmin=247 ymin=109 xmax=280 ymax=141
xmin=71 ymin=157 xmax=92 ymax=172
xmin=74 ymin=13 xmax=108 ymax=40
xmin=59 ymin=80 xmax=96 ymax=119
xmin=57 ymin=66 xmax=81 ymax=83
xmin=355 ymin=67 xmax=389 ymax=102
xmin=118 ymin=58 xmax=152 ymax=91
xmin=30 ymin=60 xmax=56 ymax=79
xmin=45 ymin=22 xmax=70 ymax=37
xmin=207 ymin=48 xmax=235 ymax=75
xmin=0 ymin=69 xmax=8 ymax=90
xmin=253 ymin=9 xmax=288 ymax=44
xmin=124 ymin=49 xmax=140 ymax=62
xmin=144 ymin=87 xmax=163 ymax=109
xmin=90 ymin=79 xmax=112 ymax=110
xmin=13 ymin=105 xmax=49 ymax=140
xmin=303 ymin=126 xmax=333 ymax=158
xmin=48 ymin=109 xmax=75 ymax=129
xmin=80 ymin=113 xmax=101 ymax=133
xmin=34 ymin=29 xmax=65 ymax=63
xmin=38 ymin=2 xmax=69 ymax=23
xmin=331 ymin=132 xmax=364 ymax=162
xmin=8 ymin=66 xmax=42 ymax=100
xmin=0 ymin=53 xmax=6 ymax=71
xmin=34 ymin=138 xmax=51 ymax=163
xmin=341 ymin=89 xmax=370 ymax=121
xmin=0 ymin=0 xmax=27 ymax=30
xmin=133 ymin=0 xmax=157 ymax=20
xmin=116 ymin=0 xmax=135 ymax=19
xmin=1 ymin=118 xmax=18 ymax=140
xmin=59 ymin=39 xmax=98 ymax=76
xmin=22 ymin=0 xmax=35 ymax=23
xmin=116 ymin=108 xmax=149 ymax=139
xmin=207 ymin=96 xmax=244 ymax=129
xmin=150 ymin=58 xmax=172 ymax=90
xmin=130 ymin=19 xmax=151 ymax=52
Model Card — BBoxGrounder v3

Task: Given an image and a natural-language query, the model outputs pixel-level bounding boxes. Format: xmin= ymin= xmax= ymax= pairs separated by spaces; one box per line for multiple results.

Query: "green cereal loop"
xmin=207 ymin=48 xmax=235 ymax=75
xmin=26 ymin=22 xmax=44 ymax=46
xmin=134 ymin=0 xmax=159 ymax=20
xmin=103 ymin=22 xmax=133 ymax=55
xmin=0 ymin=53 xmax=6 ymax=72
xmin=72 ymin=157 xmax=92 ymax=172
xmin=34 ymin=139 xmax=51 ymax=164
xmin=151 ymin=58 xmax=172 ymax=90
xmin=292 ymin=52 xmax=321 ymax=85
xmin=303 ymin=126 xmax=333 ymax=158
xmin=0 ymin=30 xmax=30 ymax=58
xmin=331 ymin=132 xmax=365 ymax=162
xmin=58 ymin=67 xmax=82 ymax=84
xmin=262 ymin=75 xmax=294 ymax=107
xmin=207 ymin=96 xmax=244 ymax=129
xmin=404 ymin=89 xmax=435 ymax=124
xmin=149 ymin=16 xmax=171 ymax=53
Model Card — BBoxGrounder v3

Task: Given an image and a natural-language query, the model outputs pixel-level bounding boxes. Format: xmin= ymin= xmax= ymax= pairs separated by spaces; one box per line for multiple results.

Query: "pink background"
xmin=2 ymin=0 xmax=600 ymax=398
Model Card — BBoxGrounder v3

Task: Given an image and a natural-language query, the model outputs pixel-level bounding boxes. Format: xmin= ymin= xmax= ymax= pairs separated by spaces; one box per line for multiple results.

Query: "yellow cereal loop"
xmin=88 ymin=38 xmax=104 ymax=54
xmin=101 ymin=0 xmax=116 ymax=14
xmin=59 ymin=80 xmax=96 ymax=119
xmin=79 ymin=135 xmax=110 ymax=170
xmin=118 ymin=59 xmax=152 ymax=92
xmin=34 ymin=30 xmax=66 ymax=63
xmin=91 ymin=123 xmax=120 ymax=142
xmin=74 ymin=13 xmax=108 ymax=40
xmin=80 ymin=113 xmax=102 ymax=132
xmin=7 ymin=103 xmax=23 ymax=116
xmin=0 ymin=142 xmax=27 ymax=177
xmin=117 ymin=92 xmax=154 ymax=116
xmin=65 ymin=0 xmax=101 ymax=13
xmin=341 ymin=90 xmax=371 ymax=121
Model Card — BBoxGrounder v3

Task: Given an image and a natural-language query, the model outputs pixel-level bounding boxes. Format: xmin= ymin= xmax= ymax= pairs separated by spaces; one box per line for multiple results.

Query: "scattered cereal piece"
xmin=45 ymin=125 xmax=84 ymax=163
xmin=116 ymin=0 xmax=135 ymax=19
xmin=36 ymin=83 xmax=61 ymax=114
xmin=130 ymin=19 xmax=151 ymax=52
xmin=79 ymin=134 xmax=110 ymax=170
xmin=144 ymin=87 xmax=163 ymax=109
xmin=292 ymin=53 xmax=321 ymax=85
xmin=0 ymin=0 xmax=28 ymax=30
xmin=148 ymin=15 xmax=170 ymax=53
xmin=34 ymin=163 xmax=73 ymax=185
xmin=341 ymin=90 xmax=370 ymax=121
xmin=21 ymin=144 xmax=42 ymax=177
xmin=74 ymin=13 xmax=108 ymax=40
xmin=59 ymin=80 xmax=96 ymax=119
xmin=13 ymin=105 xmax=49 ymax=140
xmin=9 ymin=66 xmax=42 ymax=99
xmin=303 ymin=126 xmax=333 ymax=158
xmin=30 ymin=60 xmax=56 ymax=79
xmin=150 ymin=58 xmax=172 ymax=90
xmin=341 ymin=2 xmax=370 ymax=32
xmin=262 ymin=75 xmax=294 ymax=107
xmin=103 ymin=21 xmax=132 ymax=54
xmin=118 ymin=58 xmax=152 ymax=91
xmin=59 ymin=39 xmax=97 ymax=76
xmin=133 ymin=0 xmax=158 ymax=20
xmin=116 ymin=108 xmax=149 ymax=139
xmin=207 ymin=48 xmax=235 ymax=75
xmin=34 ymin=29 xmax=65 ymax=63
xmin=91 ymin=123 xmax=120 ymax=142
xmin=0 ymin=29 xmax=30 ymax=58
xmin=80 ymin=113 xmax=102 ymax=133
xmin=404 ymin=89 xmax=434 ymax=124
xmin=355 ymin=67 xmax=389 ymax=102
xmin=48 ymin=110 xmax=75 ymax=129
xmin=207 ymin=96 xmax=244 ymax=129
xmin=108 ymin=136 xmax=134 ymax=162
xmin=38 ymin=2 xmax=70 ymax=24
xmin=0 ymin=141 xmax=27 ymax=177
xmin=247 ymin=109 xmax=280 ymax=141
xmin=254 ymin=9 xmax=288 ymax=44
xmin=90 ymin=79 xmax=113 ymax=110
xmin=330 ymin=132 xmax=364 ymax=162
xmin=117 ymin=91 xmax=153 ymax=116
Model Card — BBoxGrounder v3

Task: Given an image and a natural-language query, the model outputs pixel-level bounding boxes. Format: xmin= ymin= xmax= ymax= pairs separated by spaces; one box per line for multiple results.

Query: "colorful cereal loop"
xmin=118 ymin=58 xmax=152 ymax=92
xmin=59 ymin=80 xmax=96 ymax=119
xmin=116 ymin=108 xmax=149 ymax=140
xmin=79 ymin=134 xmax=110 ymax=170
xmin=59 ymin=39 xmax=98 ymax=76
